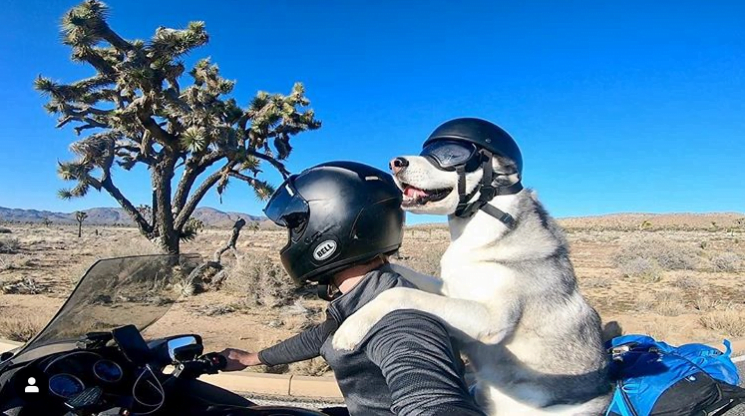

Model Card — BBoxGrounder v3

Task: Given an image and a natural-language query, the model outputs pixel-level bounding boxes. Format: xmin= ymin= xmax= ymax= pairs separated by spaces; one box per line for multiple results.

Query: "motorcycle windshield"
xmin=10 ymin=254 xmax=200 ymax=360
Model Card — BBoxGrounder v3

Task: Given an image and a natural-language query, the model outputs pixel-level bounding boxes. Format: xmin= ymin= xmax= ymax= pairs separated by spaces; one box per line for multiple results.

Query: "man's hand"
xmin=218 ymin=348 xmax=261 ymax=371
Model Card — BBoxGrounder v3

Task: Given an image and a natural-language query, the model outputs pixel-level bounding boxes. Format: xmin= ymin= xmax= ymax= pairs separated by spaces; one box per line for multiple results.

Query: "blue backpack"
xmin=605 ymin=335 xmax=745 ymax=416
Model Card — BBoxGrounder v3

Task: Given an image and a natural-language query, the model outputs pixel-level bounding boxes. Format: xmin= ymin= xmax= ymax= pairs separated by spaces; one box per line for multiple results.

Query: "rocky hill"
xmin=0 ymin=206 xmax=264 ymax=228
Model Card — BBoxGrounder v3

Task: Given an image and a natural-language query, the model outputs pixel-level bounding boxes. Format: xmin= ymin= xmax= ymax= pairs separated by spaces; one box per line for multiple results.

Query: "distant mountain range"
xmin=0 ymin=206 xmax=265 ymax=228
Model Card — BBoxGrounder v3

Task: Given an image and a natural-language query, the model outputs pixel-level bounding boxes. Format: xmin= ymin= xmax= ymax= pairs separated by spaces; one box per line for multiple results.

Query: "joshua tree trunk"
xmin=74 ymin=211 xmax=88 ymax=238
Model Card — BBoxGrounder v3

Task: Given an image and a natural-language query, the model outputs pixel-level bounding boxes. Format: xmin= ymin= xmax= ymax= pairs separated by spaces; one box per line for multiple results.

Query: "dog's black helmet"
xmin=263 ymin=161 xmax=404 ymax=286
xmin=423 ymin=117 xmax=523 ymax=176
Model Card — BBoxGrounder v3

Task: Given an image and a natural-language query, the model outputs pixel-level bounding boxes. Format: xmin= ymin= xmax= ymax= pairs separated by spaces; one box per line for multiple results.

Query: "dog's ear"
xmin=491 ymin=155 xmax=521 ymax=187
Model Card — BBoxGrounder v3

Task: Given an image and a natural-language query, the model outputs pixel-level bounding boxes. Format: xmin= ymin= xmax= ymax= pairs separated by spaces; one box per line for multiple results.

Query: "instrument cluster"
xmin=41 ymin=350 xmax=128 ymax=399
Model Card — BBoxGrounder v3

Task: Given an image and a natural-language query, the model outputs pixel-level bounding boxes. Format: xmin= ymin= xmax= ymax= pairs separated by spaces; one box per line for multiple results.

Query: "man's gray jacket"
xmin=258 ymin=265 xmax=485 ymax=416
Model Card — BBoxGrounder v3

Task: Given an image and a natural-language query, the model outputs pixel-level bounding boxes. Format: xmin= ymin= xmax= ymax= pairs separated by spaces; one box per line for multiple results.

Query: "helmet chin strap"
xmin=316 ymin=283 xmax=341 ymax=301
xmin=454 ymin=150 xmax=523 ymax=228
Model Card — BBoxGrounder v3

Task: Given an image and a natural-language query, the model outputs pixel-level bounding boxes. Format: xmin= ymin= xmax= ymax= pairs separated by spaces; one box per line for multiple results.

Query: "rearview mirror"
xmin=167 ymin=335 xmax=203 ymax=361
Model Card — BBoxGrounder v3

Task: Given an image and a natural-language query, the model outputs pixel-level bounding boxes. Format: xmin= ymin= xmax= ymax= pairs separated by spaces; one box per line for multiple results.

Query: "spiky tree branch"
xmin=38 ymin=0 xmax=320 ymax=254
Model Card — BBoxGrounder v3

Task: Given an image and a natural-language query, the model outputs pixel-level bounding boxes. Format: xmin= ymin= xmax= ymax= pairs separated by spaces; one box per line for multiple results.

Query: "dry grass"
xmin=618 ymin=257 xmax=663 ymax=282
xmin=699 ymin=307 xmax=745 ymax=337
xmin=0 ymin=236 xmax=20 ymax=254
xmin=581 ymin=276 xmax=613 ymax=289
xmin=0 ymin=317 xmax=44 ymax=342
xmin=692 ymin=294 xmax=723 ymax=312
xmin=290 ymin=357 xmax=332 ymax=376
xmin=224 ymin=251 xmax=300 ymax=308
xmin=710 ymin=253 xmax=742 ymax=273
xmin=613 ymin=236 xmax=701 ymax=272
xmin=671 ymin=274 xmax=703 ymax=290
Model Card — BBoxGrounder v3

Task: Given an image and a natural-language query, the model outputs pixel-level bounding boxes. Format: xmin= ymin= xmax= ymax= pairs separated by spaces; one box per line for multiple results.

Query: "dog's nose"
xmin=389 ymin=157 xmax=409 ymax=174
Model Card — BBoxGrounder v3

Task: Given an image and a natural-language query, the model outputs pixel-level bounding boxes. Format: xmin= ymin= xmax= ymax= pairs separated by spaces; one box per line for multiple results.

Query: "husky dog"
xmin=332 ymin=119 xmax=611 ymax=415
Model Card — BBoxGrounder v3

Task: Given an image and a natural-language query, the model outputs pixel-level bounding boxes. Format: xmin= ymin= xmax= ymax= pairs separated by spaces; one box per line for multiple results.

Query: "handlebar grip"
xmin=200 ymin=352 xmax=227 ymax=372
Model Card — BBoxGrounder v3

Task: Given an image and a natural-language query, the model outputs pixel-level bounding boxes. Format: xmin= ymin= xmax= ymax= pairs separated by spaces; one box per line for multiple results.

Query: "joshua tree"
xmin=42 ymin=217 xmax=53 ymax=228
xmin=35 ymin=1 xmax=320 ymax=254
xmin=75 ymin=211 xmax=88 ymax=238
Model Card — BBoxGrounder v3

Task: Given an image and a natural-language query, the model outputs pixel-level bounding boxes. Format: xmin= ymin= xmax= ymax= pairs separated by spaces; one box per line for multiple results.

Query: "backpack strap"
xmin=709 ymin=384 xmax=745 ymax=416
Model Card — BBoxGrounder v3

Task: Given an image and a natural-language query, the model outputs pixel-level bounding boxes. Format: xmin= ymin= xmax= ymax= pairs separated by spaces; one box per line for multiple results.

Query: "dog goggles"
xmin=420 ymin=140 xmax=482 ymax=172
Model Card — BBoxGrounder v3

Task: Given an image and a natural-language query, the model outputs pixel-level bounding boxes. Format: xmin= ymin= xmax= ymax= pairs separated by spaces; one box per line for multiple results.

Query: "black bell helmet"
xmin=422 ymin=117 xmax=523 ymax=176
xmin=263 ymin=161 xmax=404 ymax=286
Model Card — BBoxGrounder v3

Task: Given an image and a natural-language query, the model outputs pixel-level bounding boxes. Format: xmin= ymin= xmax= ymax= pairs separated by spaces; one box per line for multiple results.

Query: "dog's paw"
xmin=332 ymin=315 xmax=378 ymax=351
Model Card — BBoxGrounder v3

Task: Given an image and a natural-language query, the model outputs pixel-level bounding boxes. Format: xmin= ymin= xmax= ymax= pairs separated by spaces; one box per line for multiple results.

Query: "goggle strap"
xmin=454 ymin=150 xmax=521 ymax=228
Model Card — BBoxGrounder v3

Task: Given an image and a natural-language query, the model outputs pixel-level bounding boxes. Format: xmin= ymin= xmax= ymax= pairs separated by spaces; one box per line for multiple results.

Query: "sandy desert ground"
xmin=0 ymin=212 xmax=743 ymax=375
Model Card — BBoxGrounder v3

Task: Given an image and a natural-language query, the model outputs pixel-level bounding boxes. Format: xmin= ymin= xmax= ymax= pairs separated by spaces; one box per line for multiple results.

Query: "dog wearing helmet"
xmin=333 ymin=119 xmax=611 ymax=416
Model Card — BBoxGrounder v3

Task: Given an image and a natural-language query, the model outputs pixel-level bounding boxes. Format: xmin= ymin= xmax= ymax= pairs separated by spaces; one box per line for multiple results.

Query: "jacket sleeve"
xmin=258 ymin=318 xmax=337 ymax=366
xmin=364 ymin=310 xmax=487 ymax=416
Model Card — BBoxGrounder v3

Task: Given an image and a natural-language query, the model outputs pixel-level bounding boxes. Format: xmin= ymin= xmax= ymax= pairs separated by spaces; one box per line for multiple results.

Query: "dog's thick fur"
xmin=332 ymin=154 xmax=611 ymax=415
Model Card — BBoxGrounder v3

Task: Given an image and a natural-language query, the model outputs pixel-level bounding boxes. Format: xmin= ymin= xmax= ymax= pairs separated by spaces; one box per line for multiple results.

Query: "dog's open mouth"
xmin=400 ymin=183 xmax=452 ymax=207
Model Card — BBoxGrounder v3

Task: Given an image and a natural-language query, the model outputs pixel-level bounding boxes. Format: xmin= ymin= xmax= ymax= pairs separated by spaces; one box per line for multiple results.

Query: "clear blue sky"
xmin=1 ymin=0 xmax=743 ymax=224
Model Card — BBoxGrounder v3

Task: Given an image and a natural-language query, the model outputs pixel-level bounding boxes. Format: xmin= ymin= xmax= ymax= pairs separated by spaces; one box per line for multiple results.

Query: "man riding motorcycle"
xmin=219 ymin=161 xmax=485 ymax=416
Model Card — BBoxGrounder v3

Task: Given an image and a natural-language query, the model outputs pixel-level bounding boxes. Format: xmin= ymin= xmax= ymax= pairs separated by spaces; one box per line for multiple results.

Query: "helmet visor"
xmin=420 ymin=140 xmax=478 ymax=171
xmin=263 ymin=176 xmax=310 ymax=229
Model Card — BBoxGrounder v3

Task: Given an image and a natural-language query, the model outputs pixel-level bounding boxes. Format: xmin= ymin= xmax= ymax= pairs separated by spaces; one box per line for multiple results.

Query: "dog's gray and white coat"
xmin=332 ymin=154 xmax=611 ymax=415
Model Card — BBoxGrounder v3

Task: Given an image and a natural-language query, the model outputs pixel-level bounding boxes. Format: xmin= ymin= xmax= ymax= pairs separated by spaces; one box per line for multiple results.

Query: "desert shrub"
xmin=0 ymin=228 xmax=12 ymax=234
xmin=225 ymin=252 xmax=298 ymax=307
xmin=249 ymin=363 xmax=290 ymax=374
xmin=289 ymin=357 xmax=332 ymax=376
xmin=634 ymin=293 xmax=656 ymax=311
xmin=1 ymin=277 xmax=49 ymax=295
xmin=618 ymin=257 xmax=662 ymax=282
xmin=671 ymin=274 xmax=703 ymax=290
xmin=692 ymin=294 xmax=721 ymax=312
xmin=654 ymin=299 xmax=686 ymax=317
xmin=0 ymin=237 xmax=20 ymax=254
xmin=581 ymin=276 xmax=613 ymax=289
xmin=0 ymin=317 xmax=43 ymax=342
xmin=614 ymin=236 xmax=700 ymax=272
xmin=711 ymin=253 xmax=742 ymax=273
xmin=699 ymin=307 xmax=745 ymax=337
xmin=650 ymin=290 xmax=687 ymax=316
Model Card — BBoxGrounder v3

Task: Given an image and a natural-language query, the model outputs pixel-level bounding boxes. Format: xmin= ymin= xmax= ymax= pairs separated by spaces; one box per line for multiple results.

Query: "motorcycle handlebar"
xmin=173 ymin=352 xmax=227 ymax=379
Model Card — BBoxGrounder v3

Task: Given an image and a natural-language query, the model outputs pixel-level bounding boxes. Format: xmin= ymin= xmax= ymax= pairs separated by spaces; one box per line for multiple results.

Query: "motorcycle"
xmin=0 ymin=255 xmax=340 ymax=416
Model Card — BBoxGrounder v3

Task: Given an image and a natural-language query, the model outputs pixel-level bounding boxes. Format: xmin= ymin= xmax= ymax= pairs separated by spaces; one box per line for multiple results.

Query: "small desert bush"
xmin=634 ymin=293 xmax=656 ymax=311
xmin=66 ymin=239 xmax=161 ymax=283
xmin=0 ymin=317 xmax=44 ymax=342
xmin=692 ymin=294 xmax=722 ymax=312
xmin=614 ymin=236 xmax=700 ymax=272
xmin=671 ymin=274 xmax=703 ymax=290
xmin=225 ymin=252 xmax=298 ymax=307
xmin=0 ymin=237 xmax=20 ymax=254
xmin=618 ymin=257 xmax=663 ymax=282
xmin=699 ymin=307 xmax=745 ymax=337
xmin=654 ymin=299 xmax=687 ymax=317
xmin=0 ymin=227 xmax=12 ymax=234
xmin=636 ymin=290 xmax=687 ymax=316
xmin=1 ymin=277 xmax=49 ymax=295
xmin=289 ymin=357 xmax=332 ymax=376
xmin=651 ymin=290 xmax=687 ymax=316
xmin=581 ymin=276 xmax=613 ymax=289
xmin=710 ymin=253 xmax=742 ymax=273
